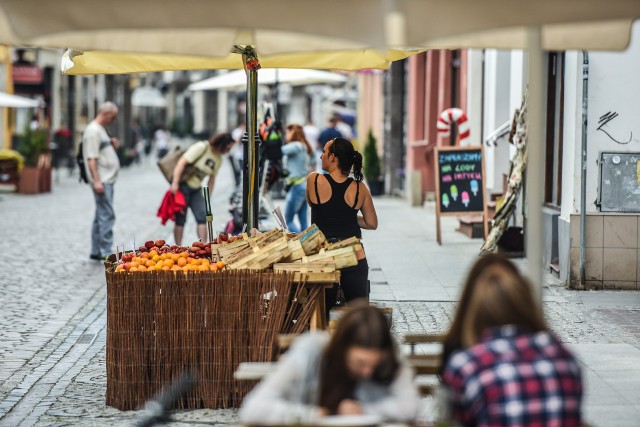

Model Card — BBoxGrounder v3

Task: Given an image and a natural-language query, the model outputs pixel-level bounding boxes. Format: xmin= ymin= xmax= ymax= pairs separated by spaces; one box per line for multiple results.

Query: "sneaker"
xmin=89 ymin=254 xmax=108 ymax=261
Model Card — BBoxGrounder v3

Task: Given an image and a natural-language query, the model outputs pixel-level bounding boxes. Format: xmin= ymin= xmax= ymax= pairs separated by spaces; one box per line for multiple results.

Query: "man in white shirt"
xmin=83 ymin=102 xmax=120 ymax=260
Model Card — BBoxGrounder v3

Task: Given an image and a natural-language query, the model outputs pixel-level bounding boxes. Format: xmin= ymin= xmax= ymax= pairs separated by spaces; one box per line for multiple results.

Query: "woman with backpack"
xmin=170 ymin=133 xmax=234 ymax=246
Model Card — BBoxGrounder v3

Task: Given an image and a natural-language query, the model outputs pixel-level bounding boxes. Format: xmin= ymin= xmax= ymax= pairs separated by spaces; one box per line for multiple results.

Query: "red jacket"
xmin=157 ymin=189 xmax=187 ymax=225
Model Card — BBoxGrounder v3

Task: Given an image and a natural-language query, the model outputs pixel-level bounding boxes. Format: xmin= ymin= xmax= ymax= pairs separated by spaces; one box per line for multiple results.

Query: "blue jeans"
xmin=285 ymin=182 xmax=308 ymax=233
xmin=91 ymin=183 xmax=115 ymax=256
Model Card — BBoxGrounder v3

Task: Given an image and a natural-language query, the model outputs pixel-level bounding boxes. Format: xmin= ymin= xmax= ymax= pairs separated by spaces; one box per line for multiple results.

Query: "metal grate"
xmin=77 ymin=333 xmax=95 ymax=344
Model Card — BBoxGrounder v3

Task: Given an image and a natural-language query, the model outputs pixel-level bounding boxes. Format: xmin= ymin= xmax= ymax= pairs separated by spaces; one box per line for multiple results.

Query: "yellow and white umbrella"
xmin=0 ymin=0 xmax=638 ymax=289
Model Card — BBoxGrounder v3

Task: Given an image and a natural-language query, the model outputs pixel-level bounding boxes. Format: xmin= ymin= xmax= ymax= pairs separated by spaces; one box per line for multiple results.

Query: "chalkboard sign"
xmin=598 ymin=152 xmax=640 ymax=212
xmin=435 ymin=147 xmax=485 ymax=214
xmin=434 ymin=146 xmax=488 ymax=244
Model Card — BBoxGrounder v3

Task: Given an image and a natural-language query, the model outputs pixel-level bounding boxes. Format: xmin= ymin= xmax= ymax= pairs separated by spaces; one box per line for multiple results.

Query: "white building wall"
xmin=583 ymin=23 xmax=640 ymax=213
xmin=466 ymin=50 xmax=483 ymax=147
xmin=483 ymin=50 xmax=514 ymax=194
xmin=559 ymin=21 xmax=640 ymax=286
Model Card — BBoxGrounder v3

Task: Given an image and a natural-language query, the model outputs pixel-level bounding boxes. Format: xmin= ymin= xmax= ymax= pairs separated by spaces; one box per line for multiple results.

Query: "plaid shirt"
xmin=442 ymin=325 xmax=582 ymax=427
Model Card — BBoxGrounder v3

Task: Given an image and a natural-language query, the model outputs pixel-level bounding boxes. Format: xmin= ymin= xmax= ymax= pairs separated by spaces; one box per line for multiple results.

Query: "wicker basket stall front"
xmin=105 ymin=269 xmax=322 ymax=410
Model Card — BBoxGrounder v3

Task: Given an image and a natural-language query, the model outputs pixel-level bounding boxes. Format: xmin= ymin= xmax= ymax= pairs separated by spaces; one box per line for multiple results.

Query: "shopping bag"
xmin=157 ymin=146 xmax=199 ymax=184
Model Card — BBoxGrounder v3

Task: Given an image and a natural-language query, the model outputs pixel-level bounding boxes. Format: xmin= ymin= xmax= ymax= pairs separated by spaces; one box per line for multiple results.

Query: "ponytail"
xmin=332 ymin=137 xmax=364 ymax=181
xmin=352 ymin=151 xmax=363 ymax=182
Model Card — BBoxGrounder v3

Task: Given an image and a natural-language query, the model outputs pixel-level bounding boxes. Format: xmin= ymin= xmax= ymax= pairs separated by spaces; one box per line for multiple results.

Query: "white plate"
xmin=317 ymin=415 xmax=382 ymax=426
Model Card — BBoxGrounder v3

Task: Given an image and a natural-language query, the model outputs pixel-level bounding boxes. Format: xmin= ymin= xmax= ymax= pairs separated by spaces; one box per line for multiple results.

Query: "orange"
xmin=177 ymin=257 xmax=187 ymax=267
xmin=209 ymin=264 xmax=218 ymax=272
xmin=198 ymin=265 xmax=208 ymax=271
xmin=145 ymin=260 xmax=156 ymax=268
xmin=170 ymin=253 xmax=180 ymax=262
xmin=170 ymin=265 xmax=181 ymax=271
xmin=138 ymin=265 xmax=147 ymax=271
xmin=140 ymin=252 xmax=150 ymax=259
xmin=116 ymin=265 xmax=125 ymax=272
xmin=162 ymin=266 xmax=170 ymax=271
xmin=179 ymin=251 xmax=189 ymax=258
xmin=216 ymin=261 xmax=225 ymax=270
xmin=130 ymin=262 xmax=140 ymax=268
xmin=149 ymin=250 xmax=158 ymax=258
xmin=152 ymin=254 xmax=160 ymax=262
xmin=164 ymin=259 xmax=175 ymax=268
xmin=130 ymin=266 xmax=139 ymax=272
xmin=160 ymin=253 xmax=169 ymax=261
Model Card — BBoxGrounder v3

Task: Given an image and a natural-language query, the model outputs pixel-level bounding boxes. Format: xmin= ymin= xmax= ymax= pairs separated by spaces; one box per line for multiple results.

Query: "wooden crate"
xmin=282 ymin=239 xmax=305 ymax=262
xmin=293 ymin=224 xmax=327 ymax=255
xmin=325 ymin=237 xmax=365 ymax=260
xmin=223 ymin=229 xmax=286 ymax=265
xmin=273 ymin=261 xmax=341 ymax=283
xmin=227 ymin=235 xmax=291 ymax=270
xmin=303 ymin=246 xmax=358 ymax=269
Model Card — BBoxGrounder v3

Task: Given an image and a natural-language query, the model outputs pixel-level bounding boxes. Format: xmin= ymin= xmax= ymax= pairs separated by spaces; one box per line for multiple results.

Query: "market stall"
xmin=104 ymin=225 xmax=361 ymax=410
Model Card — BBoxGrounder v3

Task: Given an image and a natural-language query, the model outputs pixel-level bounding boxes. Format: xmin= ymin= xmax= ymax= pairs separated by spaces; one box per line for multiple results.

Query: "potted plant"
xmin=364 ymin=129 xmax=384 ymax=196
xmin=16 ymin=124 xmax=49 ymax=194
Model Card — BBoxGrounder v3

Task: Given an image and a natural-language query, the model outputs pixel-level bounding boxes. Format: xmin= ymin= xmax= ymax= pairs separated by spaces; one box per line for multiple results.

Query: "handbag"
xmin=157 ymin=143 xmax=206 ymax=184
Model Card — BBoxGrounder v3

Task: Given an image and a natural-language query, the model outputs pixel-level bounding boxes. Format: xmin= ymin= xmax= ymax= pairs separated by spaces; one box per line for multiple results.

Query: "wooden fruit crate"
xmin=283 ymin=239 xmax=305 ymax=262
xmin=293 ymin=224 xmax=327 ymax=255
xmin=273 ymin=261 xmax=341 ymax=283
xmin=221 ymin=229 xmax=285 ymax=265
xmin=302 ymin=246 xmax=358 ymax=269
xmin=325 ymin=237 xmax=365 ymax=260
xmin=227 ymin=235 xmax=291 ymax=270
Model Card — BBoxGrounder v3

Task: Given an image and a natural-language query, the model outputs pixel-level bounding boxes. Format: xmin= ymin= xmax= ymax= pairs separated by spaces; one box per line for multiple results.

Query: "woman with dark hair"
xmin=282 ymin=124 xmax=314 ymax=232
xmin=171 ymin=132 xmax=235 ymax=245
xmin=306 ymin=137 xmax=378 ymax=313
xmin=239 ymin=303 xmax=418 ymax=424
xmin=441 ymin=254 xmax=583 ymax=427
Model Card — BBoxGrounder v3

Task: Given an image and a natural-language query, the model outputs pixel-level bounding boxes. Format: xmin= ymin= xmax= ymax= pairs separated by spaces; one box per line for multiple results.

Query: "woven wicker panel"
xmin=105 ymin=270 xmax=321 ymax=410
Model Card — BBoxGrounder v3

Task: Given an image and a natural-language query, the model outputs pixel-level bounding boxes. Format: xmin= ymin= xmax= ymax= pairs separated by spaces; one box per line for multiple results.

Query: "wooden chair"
xmin=402 ymin=333 xmax=446 ymax=396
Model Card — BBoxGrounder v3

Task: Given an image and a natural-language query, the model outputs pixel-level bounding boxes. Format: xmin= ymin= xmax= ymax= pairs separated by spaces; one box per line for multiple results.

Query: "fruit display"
xmin=113 ymin=238 xmax=231 ymax=273
xmin=108 ymin=225 xmax=362 ymax=277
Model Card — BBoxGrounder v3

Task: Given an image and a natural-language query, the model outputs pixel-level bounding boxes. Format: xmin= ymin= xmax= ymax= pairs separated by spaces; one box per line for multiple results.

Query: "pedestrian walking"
xmin=317 ymin=116 xmax=342 ymax=148
xmin=440 ymin=254 xmax=583 ymax=427
xmin=240 ymin=303 xmax=419 ymax=424
xmin=83 ymin=101 xmax=121 ymax=261
xmin=306 ymin=137 xmax=378 ymax=315
xmin=154 ymin=125 xmax=171 ymax=159
xmin=170 ymin=132 xmax=235 ymax=246
xmin=282 ymin=124 xmax=313 ymax=233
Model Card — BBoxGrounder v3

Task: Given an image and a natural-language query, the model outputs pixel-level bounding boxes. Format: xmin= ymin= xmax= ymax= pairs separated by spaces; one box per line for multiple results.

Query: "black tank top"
xmin=310 ymin=174 xmax=361 ymax=240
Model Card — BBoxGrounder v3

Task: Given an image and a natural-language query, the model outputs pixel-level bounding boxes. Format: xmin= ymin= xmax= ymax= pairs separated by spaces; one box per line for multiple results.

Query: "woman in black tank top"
xmin=306 ymin=137 xmax=378 ymax=317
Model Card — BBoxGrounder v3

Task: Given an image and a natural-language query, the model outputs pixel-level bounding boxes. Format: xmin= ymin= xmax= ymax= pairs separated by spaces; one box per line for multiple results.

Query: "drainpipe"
xmin=579 ymin=52 xmax=589 ymax=288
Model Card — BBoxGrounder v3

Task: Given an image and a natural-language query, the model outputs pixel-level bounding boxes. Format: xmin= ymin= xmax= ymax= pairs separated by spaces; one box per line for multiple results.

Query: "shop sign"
xmin=12 ymin=65 xmax=43 ymax=85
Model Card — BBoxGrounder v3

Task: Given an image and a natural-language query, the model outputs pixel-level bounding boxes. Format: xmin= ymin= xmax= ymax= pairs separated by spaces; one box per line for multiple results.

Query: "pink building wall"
xmin=406 ymin=50 xmax=468 ymax=200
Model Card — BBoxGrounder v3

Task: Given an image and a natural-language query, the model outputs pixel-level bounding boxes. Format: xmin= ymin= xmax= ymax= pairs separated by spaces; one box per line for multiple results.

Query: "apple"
xmin=144 ymin=240 xmax=155 ymax=249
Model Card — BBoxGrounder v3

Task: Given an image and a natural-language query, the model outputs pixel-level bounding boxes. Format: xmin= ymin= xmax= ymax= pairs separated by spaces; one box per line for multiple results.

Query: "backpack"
xmin=76 ymin=141 xmax=89 ymax=184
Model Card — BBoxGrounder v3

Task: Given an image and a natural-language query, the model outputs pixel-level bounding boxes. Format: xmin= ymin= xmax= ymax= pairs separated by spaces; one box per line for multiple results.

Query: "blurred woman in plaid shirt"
xmin=441 ymin=254 xmax=583 ymax=427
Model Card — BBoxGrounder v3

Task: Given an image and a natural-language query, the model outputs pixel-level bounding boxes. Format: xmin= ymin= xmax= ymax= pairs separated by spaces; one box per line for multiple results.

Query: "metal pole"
xmin=580 ymin=52 xmax=589 ymax=288
xmin=202 ymin=187 xmax=214 ymax=243
xmin=525 ymin=27 xmax=544 ymax=301
xmin=243 ymin=66 xmax=259 ymax=230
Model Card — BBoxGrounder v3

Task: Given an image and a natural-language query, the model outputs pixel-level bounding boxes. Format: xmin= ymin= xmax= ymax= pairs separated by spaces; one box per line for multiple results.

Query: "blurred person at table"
xmin=306 ymin=137 xmax=377 ymax=313
xmin=282 ymin=124 xmax=313 ymax=233
xmin=170 ymin=132 xmax=234 ymax=246
xmin=84 ymin=101 xmax=120 ymax=261
xmin=239 ymin=303 xmax=419 ymax=424
xmin=440 ymin=254 xmax=583 ymax=427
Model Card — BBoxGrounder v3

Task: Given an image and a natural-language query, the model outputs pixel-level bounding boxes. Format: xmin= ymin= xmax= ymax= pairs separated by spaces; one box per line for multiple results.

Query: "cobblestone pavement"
xmin=2 ymin=160 xmax=640 ymax=426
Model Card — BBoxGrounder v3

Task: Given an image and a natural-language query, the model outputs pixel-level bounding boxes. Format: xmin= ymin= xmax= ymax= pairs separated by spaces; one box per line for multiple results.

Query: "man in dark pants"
xmin=83 ymin=102 xmax=120 ymax=261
